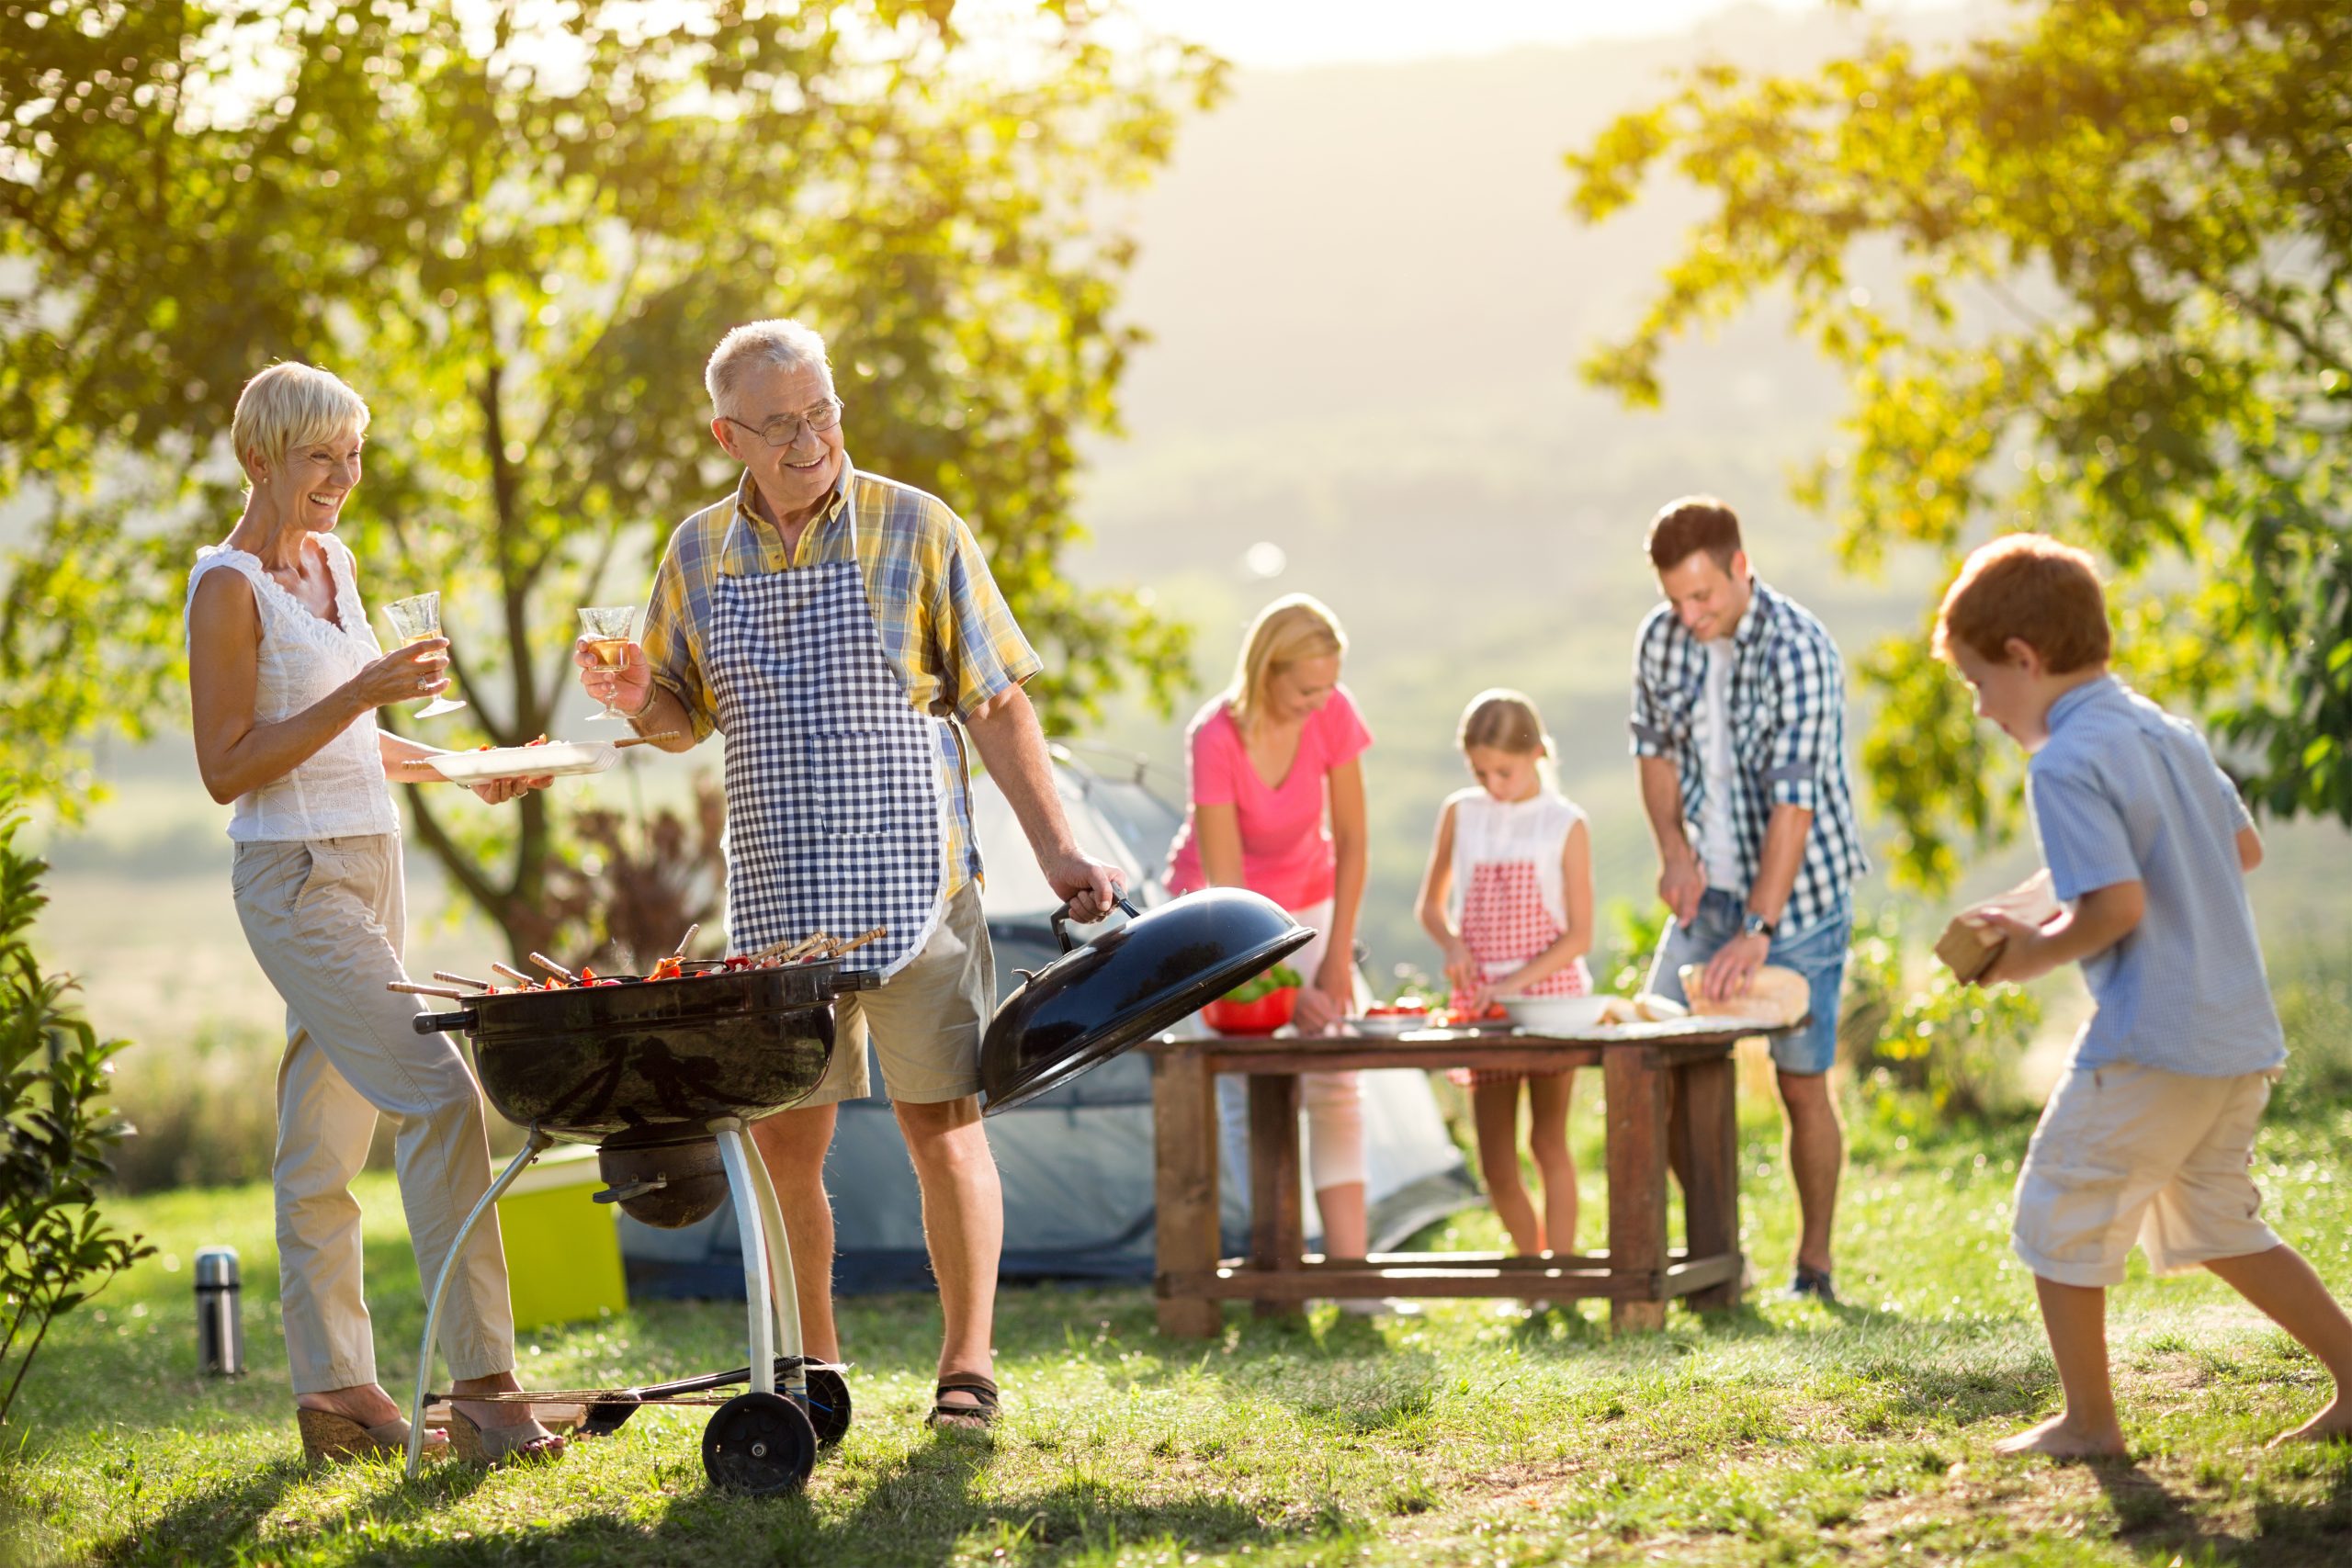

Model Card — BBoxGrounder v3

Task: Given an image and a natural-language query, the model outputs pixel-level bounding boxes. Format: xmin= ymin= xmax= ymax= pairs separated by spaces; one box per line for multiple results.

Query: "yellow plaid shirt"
xmin=639 ymin=460 xmax=1041 ymax=897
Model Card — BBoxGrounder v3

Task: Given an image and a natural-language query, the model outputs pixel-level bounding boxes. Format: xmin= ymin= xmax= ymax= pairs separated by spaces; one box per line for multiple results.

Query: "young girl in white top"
xmin=1414 ymin=689 xmax=1595 ymax=1258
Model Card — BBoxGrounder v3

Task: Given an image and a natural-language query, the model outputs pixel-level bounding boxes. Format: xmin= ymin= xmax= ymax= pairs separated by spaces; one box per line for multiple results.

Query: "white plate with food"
xmin=424 ymin=734 xmax=676 ymax=784
xmin=1346 ymin=1009 xmax=1435 ymax=1038
xmin=1498 ymin=995 xmax=1611 ymax=1033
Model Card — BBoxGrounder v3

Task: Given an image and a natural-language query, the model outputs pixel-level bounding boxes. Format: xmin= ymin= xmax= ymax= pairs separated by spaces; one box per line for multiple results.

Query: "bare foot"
xmin=2268 ymin=1396 xmax=2352 ymax=1448
xmin=1993 ymin=1414 xmax=2127 ymax=1458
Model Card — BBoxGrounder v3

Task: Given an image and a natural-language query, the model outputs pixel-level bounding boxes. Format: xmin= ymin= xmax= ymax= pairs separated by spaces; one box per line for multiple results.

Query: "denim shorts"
xmin=1644 ymin=888 xmax=1852 ymax=1076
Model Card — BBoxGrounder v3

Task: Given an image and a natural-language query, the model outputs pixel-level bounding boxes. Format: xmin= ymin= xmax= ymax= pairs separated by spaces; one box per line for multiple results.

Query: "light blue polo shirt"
xmin=2028 ymin=676 xmax=2285 ymax=1077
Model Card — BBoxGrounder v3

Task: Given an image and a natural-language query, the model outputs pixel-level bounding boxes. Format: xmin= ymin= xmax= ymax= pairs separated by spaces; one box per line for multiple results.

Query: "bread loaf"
xmin=1633 ymin=992 xmax=1687 ymax=1022
xmin=1676 ymin=962 xmax=1810 ymax=1026
xmin=1937 ymin=875 xmax=2057 ymax=983
xmin=1596 ymin=995 xmax=1641 ymax=1026
xmin=1934 ymin=916 xmax=2004 ymax=983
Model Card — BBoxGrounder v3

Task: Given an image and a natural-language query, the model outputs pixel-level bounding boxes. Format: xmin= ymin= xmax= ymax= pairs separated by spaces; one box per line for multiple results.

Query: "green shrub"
xmin=0 ymin=806 xmax=154 ymax=1426
xmin=1599 ymin=897 xmax=1668 ymax=997
xmin=2271 ymin=942 xmax=2352 ymax=1114
xmin=106 ymin=1021 xmax=285 ymax=1194
xmin=1841 ymin=906 xmax=2041 ymax=1132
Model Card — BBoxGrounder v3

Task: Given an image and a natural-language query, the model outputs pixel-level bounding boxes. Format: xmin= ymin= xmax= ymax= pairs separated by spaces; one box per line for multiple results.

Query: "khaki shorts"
xmin=798 ymin=881 xmax=993 ymax=1107
xmin=2013 ymin=1061 xmax=2283 ymax=1287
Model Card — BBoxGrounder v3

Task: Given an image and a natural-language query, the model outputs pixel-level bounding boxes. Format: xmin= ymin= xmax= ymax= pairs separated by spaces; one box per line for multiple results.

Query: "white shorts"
xmin=2012 ymin=1061 xmax=2283 ymax=1287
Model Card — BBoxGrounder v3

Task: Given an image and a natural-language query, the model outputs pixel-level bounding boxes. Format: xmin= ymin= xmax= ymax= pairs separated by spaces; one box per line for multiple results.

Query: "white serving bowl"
xmin=1498 ymin=995 xmax=1610 ymax=1034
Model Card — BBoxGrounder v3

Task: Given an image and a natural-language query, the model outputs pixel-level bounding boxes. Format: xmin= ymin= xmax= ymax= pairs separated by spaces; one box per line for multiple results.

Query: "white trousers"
xmin=1216 ymin=897 xmax=1366 ymax=1201
xmin=231 ymin=834 xmax=515 ymax=1394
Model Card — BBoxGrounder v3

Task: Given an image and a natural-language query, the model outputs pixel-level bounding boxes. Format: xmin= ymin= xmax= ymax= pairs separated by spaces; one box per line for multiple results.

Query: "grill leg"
xmin=407 ymin=1127 xmax=551 ymax=1479
xmin=737 ymin=1122 xmax=808 ymax=1402
xmin=712 ymin=1121 xmax=775 ymax=1398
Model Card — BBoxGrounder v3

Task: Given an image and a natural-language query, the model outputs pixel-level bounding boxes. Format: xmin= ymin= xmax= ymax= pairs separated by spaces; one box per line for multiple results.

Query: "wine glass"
xmin=380 ymin=592 xmax=468 ymax=717
xmin=578 ymin=604 xmax=639 ymax=722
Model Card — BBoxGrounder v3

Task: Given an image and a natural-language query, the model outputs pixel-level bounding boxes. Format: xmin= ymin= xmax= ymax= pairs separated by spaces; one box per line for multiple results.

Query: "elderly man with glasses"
xmin=576 ymin=318 xmax=1124 ymax=1433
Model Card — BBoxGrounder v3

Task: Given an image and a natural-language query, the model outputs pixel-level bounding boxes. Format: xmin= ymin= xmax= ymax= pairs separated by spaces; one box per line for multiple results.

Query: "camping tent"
xmin=620 ymin=748 xmax=1476 ymax=1297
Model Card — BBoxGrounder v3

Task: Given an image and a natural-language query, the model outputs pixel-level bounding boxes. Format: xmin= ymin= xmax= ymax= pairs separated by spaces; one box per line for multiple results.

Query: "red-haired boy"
xmin=1939 ymin=533 xmax=2352 ymax=1455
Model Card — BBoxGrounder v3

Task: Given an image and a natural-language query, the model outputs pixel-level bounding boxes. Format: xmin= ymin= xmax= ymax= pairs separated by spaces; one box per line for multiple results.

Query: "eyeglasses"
xmin=719 ymin=399 xmax=844 ymax=448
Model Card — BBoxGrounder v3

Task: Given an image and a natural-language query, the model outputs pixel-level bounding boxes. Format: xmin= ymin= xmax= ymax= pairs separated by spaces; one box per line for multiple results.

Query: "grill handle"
xmin=413 ymin=1009 xmax=479 ymax=1035
xmin=1048 ymin=896 xmax=1141 ymax=953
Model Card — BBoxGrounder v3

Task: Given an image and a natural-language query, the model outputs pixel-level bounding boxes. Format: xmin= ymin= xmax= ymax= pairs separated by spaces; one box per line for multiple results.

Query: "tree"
xmin=1566 ymin=0 xmax=2351 ymax=890
xmin=0 ymin=0 xmax=1221 ymax=954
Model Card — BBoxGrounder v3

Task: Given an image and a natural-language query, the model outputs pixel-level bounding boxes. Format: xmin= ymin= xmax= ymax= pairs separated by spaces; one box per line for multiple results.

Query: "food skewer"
xmin=388 ymin=981 xmax=468 ymax=1000
xmin=432 ymin=970 xmax=492 ymax=991
xmin=670 ymin=922 xmax=700 ymax=959
xmin=529 ymin=952 xmax=581 ymax=985
xmin=751 ymin=931 xmax=826 ymax=964
xmin=829 ymin=927 xmax=886 ymax=960
xmin=491 ymin=961 xmax=536 ymax=987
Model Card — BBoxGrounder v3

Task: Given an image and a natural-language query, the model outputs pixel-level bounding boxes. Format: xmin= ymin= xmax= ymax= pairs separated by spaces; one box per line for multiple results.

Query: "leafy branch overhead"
xmin=1566 ymin=0 xmax=2351 ymax=890
xmin=0 ymin=0 xmax=1223 ymax=954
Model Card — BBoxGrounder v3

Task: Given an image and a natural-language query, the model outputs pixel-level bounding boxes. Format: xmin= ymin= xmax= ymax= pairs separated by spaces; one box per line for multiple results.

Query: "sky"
xmin=1117 ymin=0 xmax=1961 ymax=70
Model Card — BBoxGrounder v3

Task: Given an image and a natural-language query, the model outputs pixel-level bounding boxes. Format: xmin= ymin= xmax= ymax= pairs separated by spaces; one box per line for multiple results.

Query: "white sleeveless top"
xmin=1446 ymin=785 xmax=1586 ymax=931
xmin=186 ymin=536 xmax=401 ymax=843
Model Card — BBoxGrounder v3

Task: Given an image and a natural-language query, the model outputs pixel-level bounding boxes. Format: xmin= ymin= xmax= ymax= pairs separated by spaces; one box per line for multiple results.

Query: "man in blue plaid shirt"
xmin=1629 ymin=497 xmax=1867 ymax=1303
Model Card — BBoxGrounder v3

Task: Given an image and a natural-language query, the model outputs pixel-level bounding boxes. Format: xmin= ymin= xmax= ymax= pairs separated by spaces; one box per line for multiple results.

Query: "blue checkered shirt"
xmin=2029 ymin=676 xmax=2284 ymax=1076
xmin=1628 ymin=578 xmax=1868 ymax=937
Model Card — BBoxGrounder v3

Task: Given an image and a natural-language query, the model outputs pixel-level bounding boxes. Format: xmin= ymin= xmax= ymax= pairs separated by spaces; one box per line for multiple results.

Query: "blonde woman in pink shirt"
xmin=1166 ymin=595 xmax=1383 ymax=1299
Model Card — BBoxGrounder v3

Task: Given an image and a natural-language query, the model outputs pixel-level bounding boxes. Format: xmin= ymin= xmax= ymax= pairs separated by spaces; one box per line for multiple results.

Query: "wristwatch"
xmin=1741 ymin=910 xmax=1779 ymax=941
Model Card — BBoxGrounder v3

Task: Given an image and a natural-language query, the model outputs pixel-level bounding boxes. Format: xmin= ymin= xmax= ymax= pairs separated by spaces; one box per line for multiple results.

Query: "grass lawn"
xmin=3 ymin=1102 xmax=2348 ymax=1567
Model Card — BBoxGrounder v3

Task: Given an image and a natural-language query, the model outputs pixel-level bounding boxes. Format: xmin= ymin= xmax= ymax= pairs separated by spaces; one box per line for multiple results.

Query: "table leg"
xmin=1248 ymin=1071 xmax=1305 ymax=1322
xmin=1604 ymin=1047 xmax=1669 ymax=1333
xmin=1677 ymin=1052 xmax=1742 ymax=1311
xmin=1152 ymin=1050 xmax=1222 ymax=1338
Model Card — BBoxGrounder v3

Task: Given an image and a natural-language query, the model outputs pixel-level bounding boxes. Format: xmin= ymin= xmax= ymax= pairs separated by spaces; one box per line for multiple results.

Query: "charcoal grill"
xmin=400 ymin=957 xmax=875 ymax=1494
xmin=399 ymin=886 xmax=1311 ymax=1493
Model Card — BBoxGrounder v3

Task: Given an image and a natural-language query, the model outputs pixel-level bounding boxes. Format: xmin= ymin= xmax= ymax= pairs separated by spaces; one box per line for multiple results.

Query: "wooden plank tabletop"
xmin=1141 ymin=1014 xmax=1800 ymax=1067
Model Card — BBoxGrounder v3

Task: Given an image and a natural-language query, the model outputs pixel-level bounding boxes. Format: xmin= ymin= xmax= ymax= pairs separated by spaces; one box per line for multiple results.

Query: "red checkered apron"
xmin=1451 ymin=860 xmax=1589 ymax=1088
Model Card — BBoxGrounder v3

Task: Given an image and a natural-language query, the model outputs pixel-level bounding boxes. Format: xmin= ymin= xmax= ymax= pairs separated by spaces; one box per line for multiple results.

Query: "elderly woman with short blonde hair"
xmin=186 ymin=361 xmax=560 ymax=1466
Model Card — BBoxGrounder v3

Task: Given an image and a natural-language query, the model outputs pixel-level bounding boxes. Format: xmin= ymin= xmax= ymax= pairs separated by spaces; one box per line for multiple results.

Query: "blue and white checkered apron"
xmin=706 ymin=503 xmax=946 ymax=979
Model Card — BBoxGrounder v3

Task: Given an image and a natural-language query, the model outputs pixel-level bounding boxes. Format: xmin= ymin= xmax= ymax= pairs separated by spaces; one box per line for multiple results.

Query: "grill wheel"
xmin=702 ymin=1390 xmax=817 ymax=1495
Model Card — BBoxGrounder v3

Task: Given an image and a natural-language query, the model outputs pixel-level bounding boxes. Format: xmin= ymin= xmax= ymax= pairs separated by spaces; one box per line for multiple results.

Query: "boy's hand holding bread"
xmin=1938 ymin=871 xmax=2062 ymax=986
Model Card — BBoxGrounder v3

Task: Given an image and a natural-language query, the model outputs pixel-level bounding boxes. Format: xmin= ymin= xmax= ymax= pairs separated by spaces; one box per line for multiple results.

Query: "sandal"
xmin=925 ymin=1372 xmax=1000 ymax=1434
xmin=296 ymin=1407 xmax=447 ymax=1466
xmin=446 ymin=1405 xmax=566 ymax=1468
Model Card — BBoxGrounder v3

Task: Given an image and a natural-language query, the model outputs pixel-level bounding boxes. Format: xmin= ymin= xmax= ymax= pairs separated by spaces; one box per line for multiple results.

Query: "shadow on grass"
xmin=85 ymin=1446 xmax=509 ymax=1565
xmin=2084 ymin=1455 xmax=2352 ymax=1568
xmin=92 ymin=1429 xmax=1296 ymax=1567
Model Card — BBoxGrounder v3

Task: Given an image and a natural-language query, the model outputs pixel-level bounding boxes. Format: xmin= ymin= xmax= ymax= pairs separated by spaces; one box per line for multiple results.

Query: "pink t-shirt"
xmin=1163 ymin=685 xmax=1374 ymax=911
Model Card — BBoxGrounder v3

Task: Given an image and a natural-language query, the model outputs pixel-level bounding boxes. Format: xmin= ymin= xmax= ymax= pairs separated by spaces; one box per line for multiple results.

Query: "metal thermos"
xmin=194 ymin=1246 xmax=244 ymax=1377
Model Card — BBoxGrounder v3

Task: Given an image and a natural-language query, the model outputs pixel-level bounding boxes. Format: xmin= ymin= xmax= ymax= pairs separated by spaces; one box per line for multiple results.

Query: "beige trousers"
xmin=231 ymin=834 xmax=515 ymax=1393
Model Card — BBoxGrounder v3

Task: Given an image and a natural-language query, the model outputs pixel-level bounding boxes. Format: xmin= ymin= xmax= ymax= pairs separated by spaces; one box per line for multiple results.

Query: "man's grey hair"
xmin=705 ymin=318 xmax=835 ymax=414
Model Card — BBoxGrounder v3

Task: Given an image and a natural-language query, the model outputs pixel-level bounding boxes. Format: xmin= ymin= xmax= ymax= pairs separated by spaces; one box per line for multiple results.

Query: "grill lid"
xmin=978 ymin=887 xmax=1313 ymax=1114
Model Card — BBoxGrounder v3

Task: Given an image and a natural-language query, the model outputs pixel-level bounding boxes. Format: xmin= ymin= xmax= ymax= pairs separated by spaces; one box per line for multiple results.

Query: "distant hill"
xmin=1060 ymin=2 xmax=2352 ymax=972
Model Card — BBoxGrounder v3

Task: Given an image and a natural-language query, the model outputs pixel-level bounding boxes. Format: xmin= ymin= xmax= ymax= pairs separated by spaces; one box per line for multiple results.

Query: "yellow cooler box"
xmin=496 ymin=1145 xmax=628 ymax=1331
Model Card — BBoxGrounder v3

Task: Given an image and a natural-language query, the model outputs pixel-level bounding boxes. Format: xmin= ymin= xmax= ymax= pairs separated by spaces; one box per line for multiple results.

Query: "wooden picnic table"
xmin=1145 ymin=1016 xmax=1796 ymax=1335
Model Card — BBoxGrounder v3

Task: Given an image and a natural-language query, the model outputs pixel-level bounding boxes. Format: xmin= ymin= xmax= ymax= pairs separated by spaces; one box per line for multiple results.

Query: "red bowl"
xmin=1201 ymin=987 xmax=1297 ymax=1037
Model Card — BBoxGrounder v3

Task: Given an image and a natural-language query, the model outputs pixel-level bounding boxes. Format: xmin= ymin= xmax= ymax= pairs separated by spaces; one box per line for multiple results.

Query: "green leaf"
xmin=1565 ymin=0 xmax=2352 ymax=885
